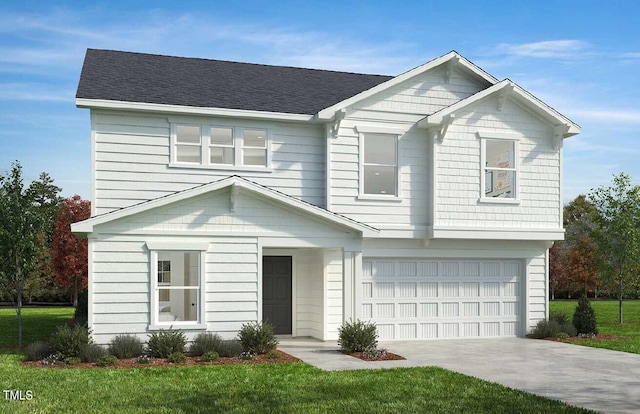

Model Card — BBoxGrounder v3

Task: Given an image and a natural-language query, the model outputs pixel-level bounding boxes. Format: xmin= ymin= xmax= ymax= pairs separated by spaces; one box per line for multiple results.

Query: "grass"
xmin=550 ymin=299 xmax=640 ymax=354
xmin=0 ymin=306 xmax=74 ymax=348
xmin=0 ymin=307 xmax=593 ymax=413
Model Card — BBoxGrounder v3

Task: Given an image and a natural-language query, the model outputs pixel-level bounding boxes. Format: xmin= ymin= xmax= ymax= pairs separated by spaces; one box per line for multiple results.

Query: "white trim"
xmin=476 ymin=131 xmax=521 ymax=141
xmin=355 ymin=125 xmax=406 ymax=135
xmin=72 ymin=176 xmax=378 ymax=237
xmin=257 ymin=239 xmax=263 ymax=325
xmin=558 ymin=143 xmax=564 ymax=229
xmin=87 ymin=238 xmax=94 ymax=329
xmin=90 ymin=112 xmax=97 ymax=216
xmin=325 ymin=125 xmax=332 ymax=210
xmin=358 ymin=132 xmax=401 ymax=198
xmin=145 ymin=241 xmax=209 ymax=251
xmin=356 ymin=195 xmax=403 ymax=202
xmin=428 ymin=226 xmax=565 ymax=240
xmin=167 ymin=163 xmax=273 ymax=173
xmin=316 ymin=51 xmax=497 ymax=120
xmin=479 ymin=198 xmax=521 ymax=205
xmin=480 ymin=135 xmax=520 ymax=202
xmin=76 ymin=98 xmax=314 ymax=122
xmin=524 ymin=257 xmax=532 ymax=336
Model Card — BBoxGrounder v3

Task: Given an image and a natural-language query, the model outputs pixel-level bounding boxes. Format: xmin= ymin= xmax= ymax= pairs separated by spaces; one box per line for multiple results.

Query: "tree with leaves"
xmin=566 ymin=236 xmax=598 ymax=296
xmin=588 ymin=173 xmax=640 ymax=323
xmin=52 ymin=196 xmax=91 ymax=307
xmin=0 ymin=162 xmax=60 ymax=346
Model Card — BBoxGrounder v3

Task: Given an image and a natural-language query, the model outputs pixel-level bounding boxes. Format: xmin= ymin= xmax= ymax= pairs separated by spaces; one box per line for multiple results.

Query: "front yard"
xmin=0 ymin=307 xmax=592 ymax=413
xmin=550 ymin=299 xmax=640 ymax=354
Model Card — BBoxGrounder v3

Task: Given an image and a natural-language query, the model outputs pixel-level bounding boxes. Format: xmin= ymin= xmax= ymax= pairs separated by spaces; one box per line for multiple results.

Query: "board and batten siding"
xmin=92 ymin=111 xmax=326 ymax=215
xmin=328 ymin=67 xmax=486 ymax=231
xmin=435 ymin=95 xmax=561 ymax=229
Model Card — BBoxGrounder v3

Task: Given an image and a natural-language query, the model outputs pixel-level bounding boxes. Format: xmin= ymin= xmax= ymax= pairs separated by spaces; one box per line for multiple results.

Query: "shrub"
xmin=265 ymin=350 xmax=281 ymax=360
xmin=338 ymin=319 xmax=378 ymax=353
xmin=238 ymin=322 xmax=278 ymax=354
xmin=79 ymin=343 xmax=108 ymax=363
xmin=573 ymin=295 xmax=598 ymax=335
xmin=49 ymin=324 xmax=92 ymax=358
xmin=166 ymin=352 xmax=187 ymax=363
xmin=147 ymin=328 xmax=186 ymax=358
xmin=218 ymin=340 xmax=243 ymax=357
xmin=189 ymin=332 xmax=224 ymax=357
xmin=200 ymin=351 xmax=219 ymax=362
xmin=24 ymin=341 xmax=53 ymax=362
xmin=109 ymin=334 xmax=145 ymax=359
xmin=40 ymin=353 xmax=65 ymax=366
xmin=549 ymin=311 xmax=578 ymax=337
xmin=531 ymin=319 xmax=562 ymax=339
xmin=95 ymin=355 xmax=118 ymax=367
xmin=64 ymin=357 xmax=81 ymax=365
xmin=239 ymin=351 xmax=255 ymax=360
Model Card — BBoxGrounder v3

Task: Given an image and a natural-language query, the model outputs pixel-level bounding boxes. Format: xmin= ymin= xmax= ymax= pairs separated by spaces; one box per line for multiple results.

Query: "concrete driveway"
xmin=279 ymin=337 xmax=640 ymax=414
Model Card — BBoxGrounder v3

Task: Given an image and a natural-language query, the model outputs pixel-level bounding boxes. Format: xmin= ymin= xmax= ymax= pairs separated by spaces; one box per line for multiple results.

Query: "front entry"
xmin=262 ymin=256 xmax=292 ymax=335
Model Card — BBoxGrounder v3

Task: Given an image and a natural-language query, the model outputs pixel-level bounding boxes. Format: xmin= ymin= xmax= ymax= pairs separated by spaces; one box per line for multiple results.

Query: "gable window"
xmin=171 ymin=123 xmax=269 ymax=169
xmin=362 ymin=133 xmax=398 ymax=196
xmin=149 ymin=246 xmax=207 ymax=330
xmin=479 ymin=133 xmax=520 ymax=203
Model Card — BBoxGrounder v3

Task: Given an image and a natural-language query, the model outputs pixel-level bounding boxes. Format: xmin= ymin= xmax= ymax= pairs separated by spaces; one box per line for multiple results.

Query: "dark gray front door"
xmin=262 ymin=256 xmax=292 ymax=335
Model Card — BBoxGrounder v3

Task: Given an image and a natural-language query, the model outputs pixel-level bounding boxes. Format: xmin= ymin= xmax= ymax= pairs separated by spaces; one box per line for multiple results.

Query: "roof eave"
xmin=75 ymin=98 xmax=315 ymax=122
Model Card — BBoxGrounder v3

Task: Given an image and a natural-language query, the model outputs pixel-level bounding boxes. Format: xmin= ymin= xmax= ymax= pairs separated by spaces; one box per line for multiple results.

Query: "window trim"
xmin=148 ymin=244 xmax=208 ymax=331
xmin=478 ymin=131 xmax=521 ymax=204
xmin=170 ymin=123 xmax=271 ymax=170
xmin=358 ymin=132 xmax=401 ymax=199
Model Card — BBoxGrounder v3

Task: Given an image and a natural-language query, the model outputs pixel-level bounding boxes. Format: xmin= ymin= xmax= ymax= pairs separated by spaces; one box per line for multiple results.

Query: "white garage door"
xmin=361 ymin=259 xmax=522 ymax=340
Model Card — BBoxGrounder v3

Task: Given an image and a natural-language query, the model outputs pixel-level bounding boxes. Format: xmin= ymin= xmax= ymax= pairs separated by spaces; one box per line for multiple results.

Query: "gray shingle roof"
xmin=76 ymin=49 xmax=393 ymax=115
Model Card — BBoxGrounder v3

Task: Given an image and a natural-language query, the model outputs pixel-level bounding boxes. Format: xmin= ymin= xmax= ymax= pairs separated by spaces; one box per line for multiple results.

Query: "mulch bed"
xmin=344 ymin=351 xmax=406 ymax=362
xmin=22 ymin=349 xmax=301 ymax=369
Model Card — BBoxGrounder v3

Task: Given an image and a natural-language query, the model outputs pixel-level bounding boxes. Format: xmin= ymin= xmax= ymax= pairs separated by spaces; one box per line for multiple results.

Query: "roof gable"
xmin=76 ymin=49 xmax=391 ymax=116
xmin=418 ymin=79 xmax=581 ymax=138
xmin=72 ymin=176 xmax=378 ymax=237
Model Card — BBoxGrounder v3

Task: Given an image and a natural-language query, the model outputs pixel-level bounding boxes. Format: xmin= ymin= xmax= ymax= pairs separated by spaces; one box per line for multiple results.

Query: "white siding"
xmin=295 ymin=249 xmax=324 ymax=338
xmin=328 ymin=67 xmax=486 ymax=231
xmin=528 ymin=253 xmax=548 ymax=330
xmin=435 ymin=96 xmax=560 ymax=229
xmin=93 ymin=112 xmax=325 ymax=215
xmin=324 ymin=248 xmax=343 ymax=339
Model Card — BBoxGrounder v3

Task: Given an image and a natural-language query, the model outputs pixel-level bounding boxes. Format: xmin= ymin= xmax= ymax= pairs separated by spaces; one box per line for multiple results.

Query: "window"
xmin=362 ymin=133 xmax=398 ymax=196
xmin=172 ymin=124 xmax=269 ymax=169
xmin=481 ymin=137 xmax=519 ymax=201
xmin=152 ymin=251 xmax=202 ymax=326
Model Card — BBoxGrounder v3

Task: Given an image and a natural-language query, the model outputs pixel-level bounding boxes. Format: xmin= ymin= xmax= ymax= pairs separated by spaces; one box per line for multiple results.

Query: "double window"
xmin=480 ymin=134 xmax=519 ymax=201
xmin=361 ymin=133 xmax=399 ymax=197
xmin=173 ymin=124 xmax=269 ymax=168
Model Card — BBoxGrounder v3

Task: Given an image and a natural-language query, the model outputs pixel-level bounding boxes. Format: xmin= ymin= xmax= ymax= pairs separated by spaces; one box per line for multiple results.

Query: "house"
xmin=71 ymin=49 xmax=579 ymax=344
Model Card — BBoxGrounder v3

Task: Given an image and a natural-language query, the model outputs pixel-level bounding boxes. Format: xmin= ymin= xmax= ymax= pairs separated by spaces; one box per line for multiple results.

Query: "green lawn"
xmin=550 ymin=299 xmax=640 ymax=354
xmin=0 ymin=308 xmax=593 ymax=413
xmin=0 ymin=306 xmax=74 ymax=348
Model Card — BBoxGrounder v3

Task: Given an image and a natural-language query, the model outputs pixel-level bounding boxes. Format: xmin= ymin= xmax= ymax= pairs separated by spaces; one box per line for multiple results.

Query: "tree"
xmin=0 ymin=162 xmax=59 ymax=346
xmin=563 ymin=195 xmax=598 ymax=246
xmin=549 ymin=241 xmax=567 ymax=300
xmin=588 ymin=173 xmax=640 ymax=323
xmin=565 ymin=237 xmax=598 ymax=296
xmin=52 ymin=196 xmax=91 ymax=307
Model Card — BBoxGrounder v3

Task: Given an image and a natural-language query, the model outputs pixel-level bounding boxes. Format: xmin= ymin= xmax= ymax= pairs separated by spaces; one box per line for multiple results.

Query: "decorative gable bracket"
xmin=329 ymin=109 xmax=347 ymax=138
xmin=230 ymin=183 xmax=239 ymax=212
xmin=444 ymin=56 xmax=460 ymax=83
xmin=429 ymin=113 xmax=455 ymax=143
xmin=553 ymin=124 xmax=570 ymax=150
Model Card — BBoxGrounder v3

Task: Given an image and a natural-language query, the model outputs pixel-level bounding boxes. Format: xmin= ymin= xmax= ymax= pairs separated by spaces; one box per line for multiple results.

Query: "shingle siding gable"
xmin=76 ymin=49 xmax=392 ymax=115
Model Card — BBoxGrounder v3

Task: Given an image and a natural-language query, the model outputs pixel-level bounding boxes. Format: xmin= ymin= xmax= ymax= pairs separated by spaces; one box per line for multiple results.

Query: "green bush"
xmin=265 ymin=350 xmax=281 ymax=360
xmin=549 ymin=311 xmax=578 ymax=337
xmin=109 ymin=334 xmax=145 ymax=359
xmin=147 ymin=328 xmax=186 ymax=358
xmin=338 ymin=319 xmax=378 ymax=353
xmin=49 ymin=324 xmax=92 ymax=358
xmin=189 ymin=332 xmax=224 ymax=357
xmin=136 ymin=355 xmax=152 ymax=364
xmin=79 ymin=343 xmax=108 ymax=363
xmin=573 ymin=295 xmax=598 ymax=335
xmin=166 ymin=352 xmax=187 ymax=363
xmin=218 ymin=340 xmax=243 ymax=357
xmin=95 ymin=355 xmax=118 ymax=367
xmin=531 ymin=319 xmax=562 ymax=339
xmin=238 ymin=322 xmax=278 ymax=354
xmin=64 ymin=357 xmax=81 ymax=365
xmin=24 ymin=341 xmax=53 ymax=361
xmin=200 ymin=351 xmax=220 ymax=362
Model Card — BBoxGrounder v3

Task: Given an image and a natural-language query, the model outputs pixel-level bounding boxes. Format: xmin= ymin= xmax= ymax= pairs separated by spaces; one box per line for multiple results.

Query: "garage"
xmin=361 ymin=259 xmax=523 ymax=340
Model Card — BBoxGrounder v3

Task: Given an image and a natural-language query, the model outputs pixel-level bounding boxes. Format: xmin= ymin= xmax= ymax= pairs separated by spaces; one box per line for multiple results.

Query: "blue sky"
xmin=1 ymin=1 xmax=639 ymax=202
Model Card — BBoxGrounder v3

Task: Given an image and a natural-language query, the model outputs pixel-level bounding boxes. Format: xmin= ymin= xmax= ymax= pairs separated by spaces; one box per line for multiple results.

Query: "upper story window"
xmin=361 ymin=133 xmax=398 ymax=197
xmin=479 ymin=133 xmax=520 ymax=203
xmin=172 ymin=123 xmax=269 ymax=169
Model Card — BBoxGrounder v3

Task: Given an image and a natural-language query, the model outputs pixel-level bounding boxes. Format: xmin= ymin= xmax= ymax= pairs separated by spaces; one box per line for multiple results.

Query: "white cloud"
xmin=569 ymin=109 xmax=640 ymax=124
xmin=495 ymin=40 xmax=591 ymax=59
xmin=0 ymin=83 xmax=73 ymax=102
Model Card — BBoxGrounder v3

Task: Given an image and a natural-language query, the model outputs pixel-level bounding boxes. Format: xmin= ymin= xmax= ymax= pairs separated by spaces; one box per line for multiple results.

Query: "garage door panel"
xmin=362 ymin=259 xmax=522 ymax=340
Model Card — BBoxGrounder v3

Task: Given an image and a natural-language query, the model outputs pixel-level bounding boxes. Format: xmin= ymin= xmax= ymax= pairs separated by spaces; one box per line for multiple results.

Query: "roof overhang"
xmin=314 ymin=51 xmax=498 ymax=122
xmin=72 ymin=176 xmax=379 ymax=237
xmin=418 ymin=79 xmax=581 ymax=139
xmin=75 ymin=98 xmax=315 ymax=123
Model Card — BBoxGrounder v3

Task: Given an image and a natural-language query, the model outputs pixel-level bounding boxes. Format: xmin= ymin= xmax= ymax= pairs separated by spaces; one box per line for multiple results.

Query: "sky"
xmin=1 ymin=0 xmax=639 ymax=203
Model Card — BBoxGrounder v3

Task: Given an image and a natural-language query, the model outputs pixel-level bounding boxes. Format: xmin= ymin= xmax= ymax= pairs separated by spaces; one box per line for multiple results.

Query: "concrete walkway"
xmin=279 ymin=337 xmax=640 ymax=414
